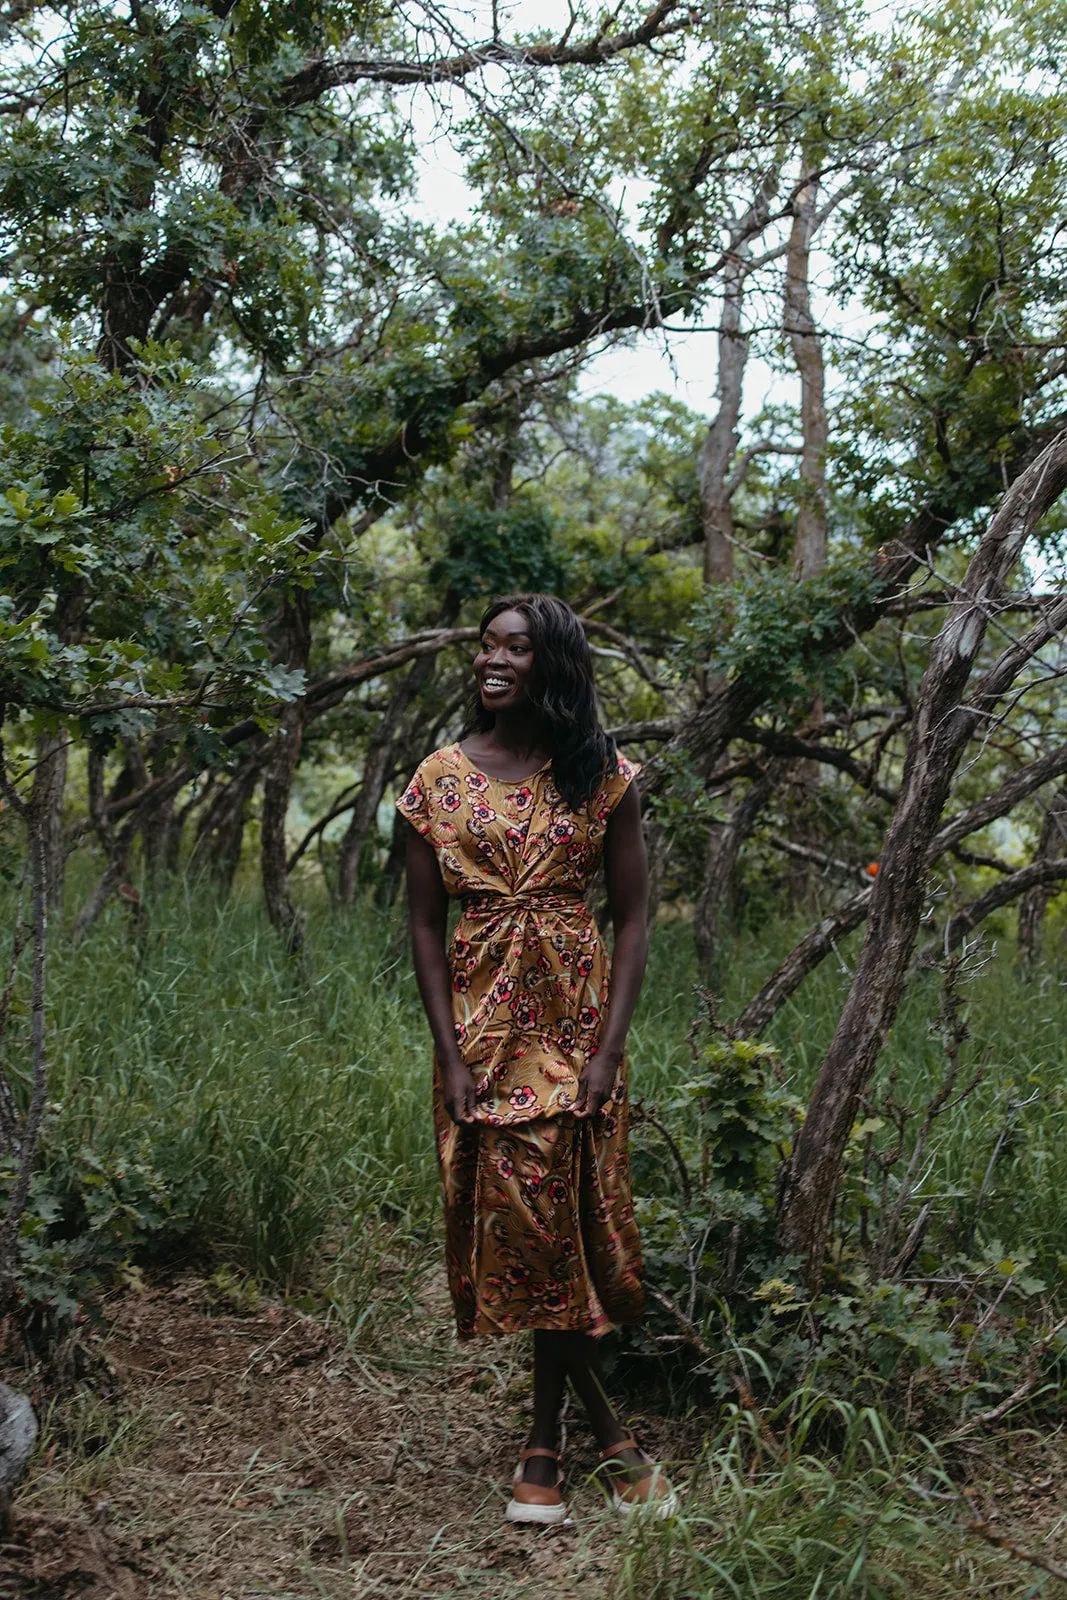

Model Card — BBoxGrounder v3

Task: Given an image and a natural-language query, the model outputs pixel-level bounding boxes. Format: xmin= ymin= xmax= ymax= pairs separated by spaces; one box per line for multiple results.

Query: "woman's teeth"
xmin=484 ymin=676 xmax=511 ymax=690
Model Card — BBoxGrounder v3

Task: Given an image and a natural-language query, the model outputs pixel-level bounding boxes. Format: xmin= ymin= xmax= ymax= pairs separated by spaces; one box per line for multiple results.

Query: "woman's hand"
xmin=573 ymin=1054 xmax=619 ymax=1120
xmin=442 ymin=1059 xmax=478 ymax=1125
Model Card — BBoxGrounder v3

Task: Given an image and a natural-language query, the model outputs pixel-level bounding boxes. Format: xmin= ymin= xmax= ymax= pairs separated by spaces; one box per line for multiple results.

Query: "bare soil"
xmin=0 ymin=1275 xmax=695 ymax=1599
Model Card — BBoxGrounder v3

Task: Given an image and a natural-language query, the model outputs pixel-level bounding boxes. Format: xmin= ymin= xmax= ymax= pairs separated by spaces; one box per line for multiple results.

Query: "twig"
xmin=632 ymin=1101 xmax=692 ymax=1206
xmin=964 ymin=1512 xmax=1067 ymax=1582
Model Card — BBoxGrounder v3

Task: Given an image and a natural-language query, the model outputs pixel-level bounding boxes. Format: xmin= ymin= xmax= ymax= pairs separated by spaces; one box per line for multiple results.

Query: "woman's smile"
xmin=474 ymin=606 xmax=535 ymax=708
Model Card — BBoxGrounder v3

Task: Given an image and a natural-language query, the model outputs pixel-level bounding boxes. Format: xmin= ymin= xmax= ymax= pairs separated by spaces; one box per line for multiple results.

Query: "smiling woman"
xmin=397 ymin=593 xmax=678 ymax=1525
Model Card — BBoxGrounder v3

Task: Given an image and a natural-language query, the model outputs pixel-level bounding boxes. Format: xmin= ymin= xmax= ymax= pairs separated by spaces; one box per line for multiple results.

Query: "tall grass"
xmin=7 ymin=879 xmax=1067 ymax=1305
xmin=618 ymin=1396 xmax=1033 ymax=1598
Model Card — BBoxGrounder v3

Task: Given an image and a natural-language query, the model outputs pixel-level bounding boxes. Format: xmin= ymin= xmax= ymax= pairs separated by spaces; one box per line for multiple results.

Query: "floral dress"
xmin=397 ymin=742 xmax=645 ymax=1339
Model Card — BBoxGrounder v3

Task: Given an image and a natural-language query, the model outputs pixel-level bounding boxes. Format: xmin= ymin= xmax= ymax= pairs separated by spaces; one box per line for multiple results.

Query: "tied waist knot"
xmin=461 ymin=889 xmax=586 ymax=918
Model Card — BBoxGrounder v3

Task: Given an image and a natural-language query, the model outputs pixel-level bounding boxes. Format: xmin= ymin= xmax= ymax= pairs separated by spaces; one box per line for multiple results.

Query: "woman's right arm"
xmin=404 ymin=828 xmax=477 ymax=1124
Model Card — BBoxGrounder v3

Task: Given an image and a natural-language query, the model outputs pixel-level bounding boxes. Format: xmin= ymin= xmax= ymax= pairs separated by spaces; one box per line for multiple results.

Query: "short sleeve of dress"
xmin=396 ymin=761 xmax=432 ymax=838
xmin=596 ymin=752 xmax=641 ymax=822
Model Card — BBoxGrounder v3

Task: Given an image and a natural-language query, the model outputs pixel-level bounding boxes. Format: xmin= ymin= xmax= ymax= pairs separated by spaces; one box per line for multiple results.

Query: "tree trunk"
xmin=0 ymin=733 xmax=50 ymax=1287
xmin=694 ymin=767 xmax=773 ymax=982
xmin=260 ymin=591 xmax=311 ymax=951
xmin=785 ymin=166 xmax=827 ymax=579
xmin=776 ymin=427 xmax=1067 ymax=1283
xmin=1017 ymin=782 xmax=1067 ymax=969
xmin=783 ymin=166 xmax=828 ymax=894
xmin=31 ymin=730 xmax=68 ymax=917
xmin=190 ymin=751 xmax=265 ymax=893
xmin=698 ymin=246 xmax=750 ymax=586
xmin=736 ymin=739 xmax=1067 ymax=1038
xmin=337 ymin=675 xmax=419 ymax=907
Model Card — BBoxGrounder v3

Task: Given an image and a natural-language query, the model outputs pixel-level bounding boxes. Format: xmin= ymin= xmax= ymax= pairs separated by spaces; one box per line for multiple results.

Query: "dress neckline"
xmin=454 ymin=742 xmax=552 ymax=786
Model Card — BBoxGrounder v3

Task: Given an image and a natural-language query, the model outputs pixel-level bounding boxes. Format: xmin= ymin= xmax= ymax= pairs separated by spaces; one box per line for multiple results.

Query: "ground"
xmin=0 ymin=1273 xmax=693 ymax=1600
xmin=3 ymin=1275 xmax=1067 ymax=1599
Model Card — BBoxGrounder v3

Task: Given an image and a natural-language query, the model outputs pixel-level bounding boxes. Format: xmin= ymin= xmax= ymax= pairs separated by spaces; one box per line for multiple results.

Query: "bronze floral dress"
xmin=397 ymin=743 xmax=645 ymax=1339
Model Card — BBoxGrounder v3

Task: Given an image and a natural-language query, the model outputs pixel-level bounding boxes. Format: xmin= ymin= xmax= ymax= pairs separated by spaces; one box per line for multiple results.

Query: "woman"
xmin=397 ymin=593 xmax=676 ymax=1525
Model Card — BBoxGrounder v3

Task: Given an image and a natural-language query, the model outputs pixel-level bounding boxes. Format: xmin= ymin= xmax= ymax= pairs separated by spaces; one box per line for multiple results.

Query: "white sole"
xmin=506 ymin=1497 xmax=571 ymax=1526
xmin=612 ymin=1484 xmax=680 ymax=1519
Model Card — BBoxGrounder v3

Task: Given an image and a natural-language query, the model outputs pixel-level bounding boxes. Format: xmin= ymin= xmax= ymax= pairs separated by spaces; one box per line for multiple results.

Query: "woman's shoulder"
xmin=413 ymin=743 xmax=463 ymax=776
xmin=583 ymin=748 xmax=640 ymax=824
xmin=396 ymin=744 xmax=463 ymax=832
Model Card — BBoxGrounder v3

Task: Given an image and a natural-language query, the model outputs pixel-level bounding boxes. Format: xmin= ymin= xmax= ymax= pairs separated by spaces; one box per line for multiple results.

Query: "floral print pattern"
xmin=397 ymin=743 xmax=644 ymax=1338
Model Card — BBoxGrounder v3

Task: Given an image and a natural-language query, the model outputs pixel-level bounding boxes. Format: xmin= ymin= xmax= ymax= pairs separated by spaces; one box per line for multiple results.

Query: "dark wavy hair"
xmin=464 ymin=593 xmax=617 ymax=813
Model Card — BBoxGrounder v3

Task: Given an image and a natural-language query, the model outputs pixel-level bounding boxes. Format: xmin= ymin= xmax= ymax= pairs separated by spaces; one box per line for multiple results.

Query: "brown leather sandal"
xmin=506 ymin=1446 xmax=570 ymax=1525
xmin=598 ymin=1436 xmax=679 ymax=1518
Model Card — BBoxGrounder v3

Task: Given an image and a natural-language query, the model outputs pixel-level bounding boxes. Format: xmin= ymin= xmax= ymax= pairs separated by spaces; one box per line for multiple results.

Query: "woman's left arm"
xmin=574 ymin=781 xmax=649 ymax=1119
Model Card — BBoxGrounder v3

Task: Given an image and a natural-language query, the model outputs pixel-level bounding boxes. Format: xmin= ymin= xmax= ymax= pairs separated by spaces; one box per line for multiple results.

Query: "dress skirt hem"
xmin=435 ymin=1070 xmax=645 ymax=1342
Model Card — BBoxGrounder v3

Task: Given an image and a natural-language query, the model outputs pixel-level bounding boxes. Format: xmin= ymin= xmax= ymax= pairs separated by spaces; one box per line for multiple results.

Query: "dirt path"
xmin=1 ymin=1276 xmax=690 ymax=1599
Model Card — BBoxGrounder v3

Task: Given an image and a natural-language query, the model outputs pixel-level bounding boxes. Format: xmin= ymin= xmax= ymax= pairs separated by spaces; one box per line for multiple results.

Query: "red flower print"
xmin=560 ymin=1237 xmax=576 ymax=1257
xmin=547 ymin=1178 xmax=569 ymax=1206
xmin=494 ymin=975 xmax=517 ymax=1002
xmin=511 ymin=996 xmax=542 ymax=1030
xmin=495 ymin=1156 xmax=515 ymax=1179
xmin=506 ymin=1264 xmax=531 ymax=1284
xmin=601 ymin=1112 xmax=618 ymax=1137
xmin=578 ymin=1004 xmax=600 ymax=1032
xmin=466 ymin=771 xmax=489 ymax=793
xmin=453 ymin=971 xmax=470 ymax=993
xmin=471 ymin=800 xmax=496 ymax=825
xmin=509 ymin=785 xmax=533 ymax=812
xmin=548 ymin=818 xmax=575 ymax=845
xmin=453 ymin=1021 xmax=467 ymax=1046
xmin=400 ymin=781 xmax=424 ymax=812
xmin=509 ymin=1085 xmax=537 ymax=1111
xmin=441 ymin=790 xmax=461 ymax=812
xmin=477 ymin=840 xmax=495 ymax=859
xmin=522 ymin=1174 xmax=543 ymax=1200
xmin=541 ymin=1059 xmax=573 ymax=1084
xmin=558 ymin=949 xmax=573 ymax=968
xmin=576 ymin=953 xmax=594 ymax=977
xmin=558 ymin=1018 xmax=576 ymax=1049
xmin=492 ymin=1061 xmax=509 ymax=1082
xmin=453 ymin=937 xmax=471 ymax=959
xmin=540 ymin=1286 xmax=570 ymax=1314
xmin=566 ymin=842 xmax=586 ymax=862
xmin=505 ymin=825 xmax=527 ymax=850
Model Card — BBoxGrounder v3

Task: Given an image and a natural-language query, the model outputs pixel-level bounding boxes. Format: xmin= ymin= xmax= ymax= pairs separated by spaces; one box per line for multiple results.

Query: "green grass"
xmin=618 ymin=1396 xmax=1043 ymax=1598
xmin=6 ymin=879 xmax=1067 ymax=1310
xmin=6 ymin=883 xmax=1067 ymax=1596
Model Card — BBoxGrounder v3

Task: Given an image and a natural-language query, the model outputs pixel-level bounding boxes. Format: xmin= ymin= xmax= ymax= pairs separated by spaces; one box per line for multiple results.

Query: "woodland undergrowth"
xmin=3 ymin=884 xmax=1067 ymax=1594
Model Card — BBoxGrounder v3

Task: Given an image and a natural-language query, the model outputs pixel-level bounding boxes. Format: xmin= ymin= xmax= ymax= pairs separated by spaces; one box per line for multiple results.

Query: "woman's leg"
xmin=520 ymin=1330 xmax=569 ymax=1487
xmin=561 ymin=1332 xmax=652 ymax=1479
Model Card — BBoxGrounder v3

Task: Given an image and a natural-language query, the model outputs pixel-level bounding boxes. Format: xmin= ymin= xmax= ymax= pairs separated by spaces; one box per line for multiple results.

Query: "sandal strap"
xmin=519 ymin=1447 xmax=560 ymax=1462
xmin=599 ymin=1437 xmax=640 ymax=1462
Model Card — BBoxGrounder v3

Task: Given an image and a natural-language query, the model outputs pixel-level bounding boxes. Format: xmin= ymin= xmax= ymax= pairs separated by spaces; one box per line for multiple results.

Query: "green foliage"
xmin=682 ymin=563 xmax=885 ymax=706
xmin=428 ymin=500 xmax=566 ymax=602
xmin=632 ymin=980 xmax=1067 ymax=1429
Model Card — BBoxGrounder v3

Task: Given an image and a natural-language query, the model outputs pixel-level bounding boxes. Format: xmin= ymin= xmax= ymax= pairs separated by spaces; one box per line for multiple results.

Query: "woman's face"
xmin=473 ymin=607 xmax=536 ymax=714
